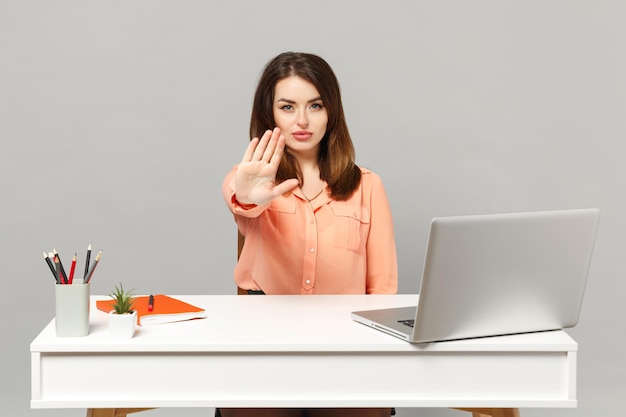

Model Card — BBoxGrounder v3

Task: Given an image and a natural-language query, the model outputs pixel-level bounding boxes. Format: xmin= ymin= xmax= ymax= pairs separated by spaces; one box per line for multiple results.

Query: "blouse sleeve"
xmin=222 ymin=166 xmax=270 ymax=218
xmin=363 ymin=172 xmax=398 ymax=294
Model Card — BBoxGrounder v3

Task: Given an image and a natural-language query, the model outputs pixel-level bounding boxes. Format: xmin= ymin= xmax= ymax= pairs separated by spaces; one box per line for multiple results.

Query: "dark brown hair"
xmin=250 ymin=52 xmax=361 ymax=200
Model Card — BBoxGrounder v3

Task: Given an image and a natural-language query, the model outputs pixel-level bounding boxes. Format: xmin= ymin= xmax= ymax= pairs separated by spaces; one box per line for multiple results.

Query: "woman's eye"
xmin=280 ymin=105 xmax=294 ymax=111
xmin=310 ymin=103 xmax=324 ymax=110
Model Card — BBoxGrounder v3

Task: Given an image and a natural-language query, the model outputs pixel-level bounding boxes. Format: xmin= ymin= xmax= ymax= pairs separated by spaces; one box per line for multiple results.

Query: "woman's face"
xmin=273 ymin=76 xmax=328 ymax=159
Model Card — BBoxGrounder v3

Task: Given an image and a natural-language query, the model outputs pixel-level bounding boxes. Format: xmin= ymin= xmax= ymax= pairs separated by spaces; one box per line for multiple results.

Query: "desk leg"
xmin=454 ymin=408 xmax=520 ymax=417
xmin=86 ymin=408 xmax=155 ymax=417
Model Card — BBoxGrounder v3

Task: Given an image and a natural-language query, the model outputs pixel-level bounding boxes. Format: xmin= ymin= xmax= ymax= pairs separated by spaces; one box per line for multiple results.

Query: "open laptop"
xmin=352 ymin=208 xmax=600 ymax=343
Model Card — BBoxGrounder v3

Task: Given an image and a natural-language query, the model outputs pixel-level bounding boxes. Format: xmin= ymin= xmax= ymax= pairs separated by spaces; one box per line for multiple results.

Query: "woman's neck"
xmin=294 ymin=156 xmax=325 ymax=200
xmin=292 ymin=149 xmax=319 ymax=174
xmin=291 ymin=147 xmax=318 ymax=166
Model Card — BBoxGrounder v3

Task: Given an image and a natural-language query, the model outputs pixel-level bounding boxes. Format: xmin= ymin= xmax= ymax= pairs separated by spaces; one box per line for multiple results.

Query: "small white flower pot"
xmin=108 ymin=310 xmax=137 ymax=338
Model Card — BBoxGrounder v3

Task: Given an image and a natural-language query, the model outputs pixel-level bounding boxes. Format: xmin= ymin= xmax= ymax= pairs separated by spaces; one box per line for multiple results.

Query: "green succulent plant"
xmin=109 ymin=283 xmax=135 ymax=314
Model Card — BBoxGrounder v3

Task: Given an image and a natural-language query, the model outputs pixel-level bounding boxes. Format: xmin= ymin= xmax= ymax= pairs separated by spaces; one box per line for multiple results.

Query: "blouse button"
xmin=309 ymin=247 xmax=315 ymax=253
xmin=305 ymin=279 xmax=311 ymax=285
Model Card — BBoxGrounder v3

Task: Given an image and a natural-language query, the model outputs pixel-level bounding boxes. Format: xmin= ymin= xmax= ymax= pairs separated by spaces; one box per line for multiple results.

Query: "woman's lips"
xmin=292 ymin=131 xmax=313 ymax=141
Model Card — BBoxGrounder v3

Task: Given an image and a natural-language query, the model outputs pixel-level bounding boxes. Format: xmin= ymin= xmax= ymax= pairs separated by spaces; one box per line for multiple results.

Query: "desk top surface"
xmin=31 ymin=294 xmax=576 ymax=353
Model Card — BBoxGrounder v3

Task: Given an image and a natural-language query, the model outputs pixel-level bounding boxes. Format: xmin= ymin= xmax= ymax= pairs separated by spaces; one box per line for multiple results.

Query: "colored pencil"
xmin=85 ymin=250 xmax=102 ymax=283
xmin=43 ymin=251 xmax=58 ymax=283
xmin=52 ymin=249 xmax=68 ymax=284
xmin=83 ymin=244 xmax=92 ymax=280
xmin=68 ymin=253 xmax=77 ymax=284
xmin=54 ymin=255 xmax=62 ymax=284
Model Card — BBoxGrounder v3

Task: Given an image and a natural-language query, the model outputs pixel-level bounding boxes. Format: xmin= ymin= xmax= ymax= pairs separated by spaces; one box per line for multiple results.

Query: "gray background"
xmin=1 ymin=1 xmax=624 ymax=416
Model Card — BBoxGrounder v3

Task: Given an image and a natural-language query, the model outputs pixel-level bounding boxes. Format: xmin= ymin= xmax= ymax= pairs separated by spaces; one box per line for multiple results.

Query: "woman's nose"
xmin=297 ymin=111 xmax=308 ymax=127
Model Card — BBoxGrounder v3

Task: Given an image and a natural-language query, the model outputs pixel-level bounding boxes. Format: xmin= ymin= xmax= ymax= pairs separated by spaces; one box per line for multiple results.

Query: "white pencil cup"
xmin=55 ymin=283 xmax=90 ymax=337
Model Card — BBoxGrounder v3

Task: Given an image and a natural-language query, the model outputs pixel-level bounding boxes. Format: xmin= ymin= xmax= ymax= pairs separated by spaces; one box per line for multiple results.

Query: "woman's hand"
xmin=234 ymin=128 xmax=299 ymax=206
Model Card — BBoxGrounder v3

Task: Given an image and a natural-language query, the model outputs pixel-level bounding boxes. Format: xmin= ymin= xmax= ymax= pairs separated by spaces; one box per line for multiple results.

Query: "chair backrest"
xmin=237 ymin=231 xmax=247 ymax=295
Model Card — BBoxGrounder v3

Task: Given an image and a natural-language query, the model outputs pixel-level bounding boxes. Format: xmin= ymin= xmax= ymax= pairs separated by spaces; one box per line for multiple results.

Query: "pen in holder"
xmin=55 ymin=283 xmax=90 ymax=337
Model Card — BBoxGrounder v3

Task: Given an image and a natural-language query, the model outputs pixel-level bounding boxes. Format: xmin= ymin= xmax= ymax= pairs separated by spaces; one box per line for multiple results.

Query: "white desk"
xmin=31 ymin=295 xmax=577 ymax=417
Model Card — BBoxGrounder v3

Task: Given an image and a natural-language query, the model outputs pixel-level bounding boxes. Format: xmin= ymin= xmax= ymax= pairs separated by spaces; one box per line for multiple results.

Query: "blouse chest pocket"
xmin=330 ymin=205 xmax=370 ymax=252
xmin=262 ymin=200 xmax=297 ymax=245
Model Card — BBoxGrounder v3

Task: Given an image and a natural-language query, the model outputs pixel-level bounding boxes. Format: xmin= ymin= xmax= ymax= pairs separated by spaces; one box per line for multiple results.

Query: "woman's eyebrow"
xmin=276 ymin=96 xmax=323 ymax=104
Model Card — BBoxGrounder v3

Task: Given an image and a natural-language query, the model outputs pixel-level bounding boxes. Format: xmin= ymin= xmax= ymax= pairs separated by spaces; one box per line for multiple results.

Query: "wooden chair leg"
xmin=462 ymin=410 xmax=490 ymax=417
xmin=86 ymin=410 xmax=113 ymax=417
xmin=86 ymin=409 xmax=155 ymax=417
xmin=454 ymin=408 xmax=520 ymax=417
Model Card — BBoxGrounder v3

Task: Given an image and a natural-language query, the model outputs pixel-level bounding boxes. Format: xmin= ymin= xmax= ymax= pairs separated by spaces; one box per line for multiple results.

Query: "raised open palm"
xmin=235 ymin=128 xmax=299 ymax=206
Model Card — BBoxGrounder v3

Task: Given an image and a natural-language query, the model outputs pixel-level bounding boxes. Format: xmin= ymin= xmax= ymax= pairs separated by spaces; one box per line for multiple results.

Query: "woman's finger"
xmin=261 ymin=128 xmax=282 ymax=162
xmin=268 ymin=134 xmax=286 ymax=168
xmin=251 ymin=130 xmax=272 ymax=161
xmin=272 ymin=178 xmax=299 ymax=197
xmin=241 ymin=137 xmax=260 ymax=163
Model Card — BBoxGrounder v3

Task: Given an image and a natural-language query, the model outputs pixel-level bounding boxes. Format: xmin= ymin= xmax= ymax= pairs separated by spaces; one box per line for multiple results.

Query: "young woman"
xmin=221 ymin=52 xmax=397 ymax=417
xmin=223 ymin=51 xmax=397 ymax=295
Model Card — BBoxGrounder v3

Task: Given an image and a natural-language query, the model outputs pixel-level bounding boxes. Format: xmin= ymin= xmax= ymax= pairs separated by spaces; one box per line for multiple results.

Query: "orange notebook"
xmin=96 ymin=294 xmax=206 ymax=326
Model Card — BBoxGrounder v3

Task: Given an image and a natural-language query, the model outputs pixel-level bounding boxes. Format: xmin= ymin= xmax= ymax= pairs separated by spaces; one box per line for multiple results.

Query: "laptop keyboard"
xmin=398 ymin=319 xmax=415 ymax=328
